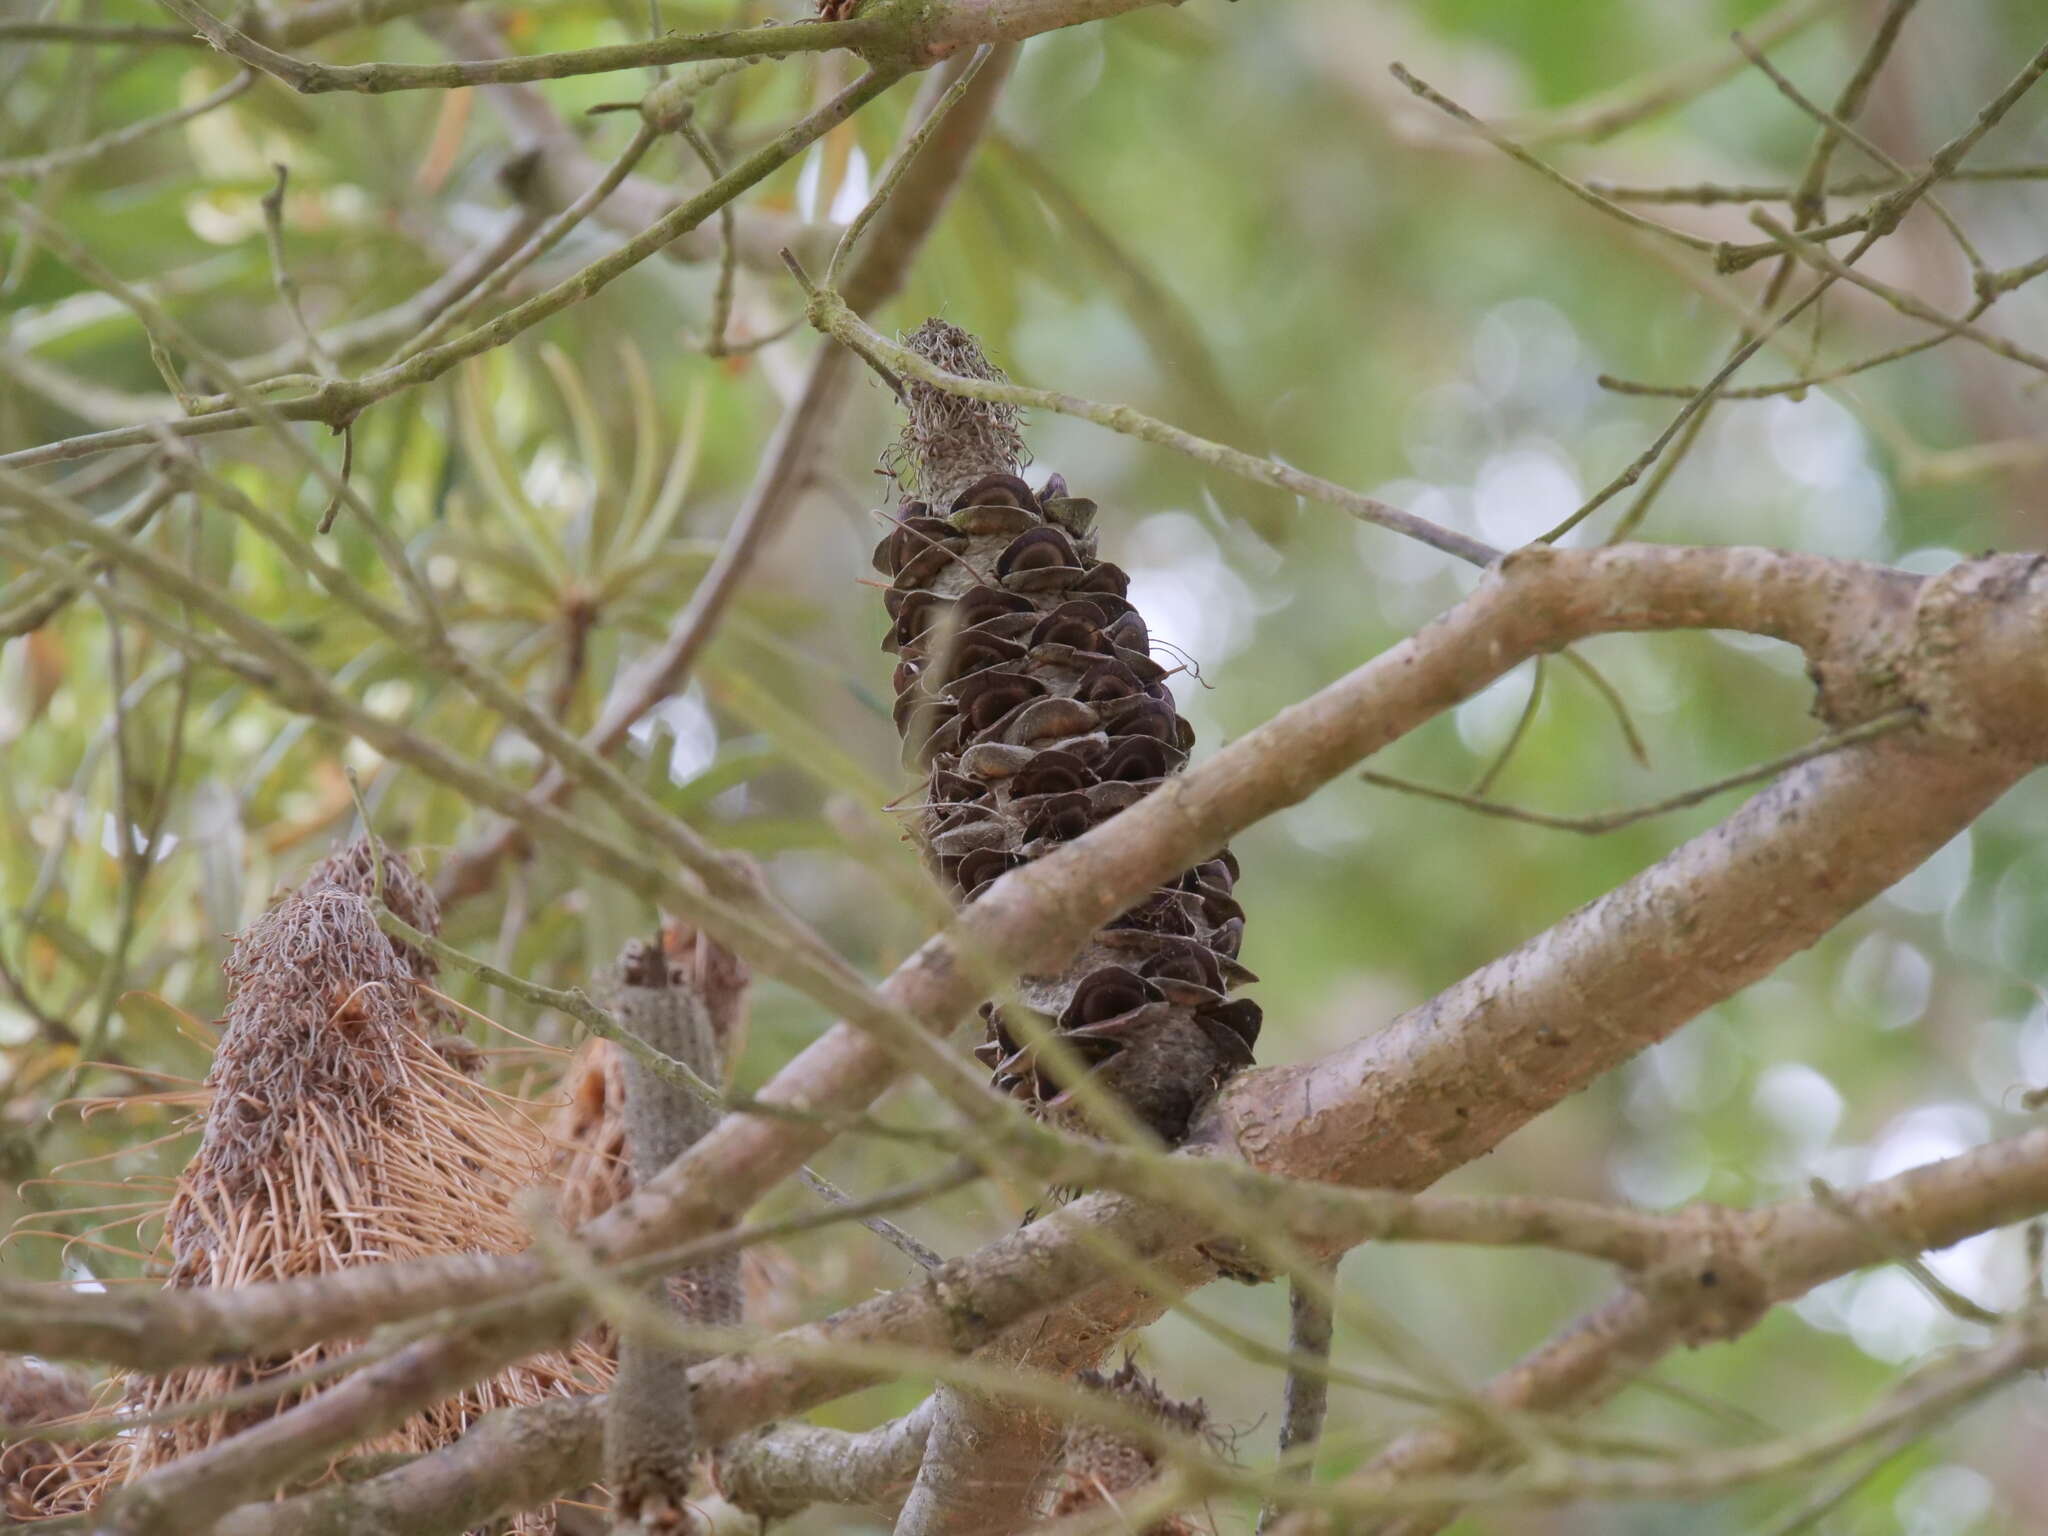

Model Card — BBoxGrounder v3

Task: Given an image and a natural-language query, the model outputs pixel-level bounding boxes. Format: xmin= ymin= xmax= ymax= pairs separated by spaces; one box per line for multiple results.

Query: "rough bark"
xmin=893 ymin=1386 xmax=1060 ymax=1535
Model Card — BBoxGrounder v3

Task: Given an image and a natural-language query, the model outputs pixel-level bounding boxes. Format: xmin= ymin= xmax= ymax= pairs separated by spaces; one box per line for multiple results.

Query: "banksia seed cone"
xmin=876 ymin=320 xmax=1259 ymax=1144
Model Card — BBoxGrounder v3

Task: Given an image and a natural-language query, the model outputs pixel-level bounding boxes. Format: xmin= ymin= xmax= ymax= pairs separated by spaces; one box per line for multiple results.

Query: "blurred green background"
xmin=5 ymin=0 xmax=2048 ymax=1530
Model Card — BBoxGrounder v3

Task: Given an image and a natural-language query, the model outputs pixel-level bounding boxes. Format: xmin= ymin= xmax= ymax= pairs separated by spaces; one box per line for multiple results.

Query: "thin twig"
xmin=800 ymin=283 xmax=1498 ymax=566
xmin=1596 ymin=321 xmax=1967 ymax=397
xmin=677 ymin=115 xmax=739 ymax=356
xmin=1806 ymin=1177 xmax=2002 ymax=1326
xmin=156 ymin=1 xmax=882 ymax=94
xmin=1389 ymin=65 xmax=1721 ymax=257
xmin=800 ymin=1166 xmax=946 ymax=1271
xmin=1585 ymin=163 xmax=2048 ymax=203
xmin=1728 ymin=21 xmax=1983 ymax=276
xmin=0 ymin=20 xmax=205 ymax=44
xmin=0 ymin=475 xmax=180 ymax=637
xmin=257 ymin=164 xmax=337 ymax=377
xmin=1601 ymin=1 xmax=1917 ymax=543
xmin=1 ymin=67 xmax=908 ymax=471
xmin=384 ymin=120 xmax=664 ymax=364
xmin=1558 ymin=648 xmax=1650 ymax=766
xmin=1491 ymin=0 xmax=1843 ymax=144
xmin=377 ymin=909 xmax=721 ymax=1105
xmin=1554 ymin=32 xmax=2048 ymax=543
xmin=1752 ymin=209 xmax=2048 ymax=376
xmin=1258 ymin=1260 xmax=1338 ymax=1534
xmin=1362 ymin=710 xmax=1918 ymax=835
xmin=1469 ymin=659 xmax=1544 ymax=796
xmin=433 ymin=46 xmax=1018 ymax=907
xmin=0 ymin=69 xmax=253 ymax=181
xmin=825 ymin=44 xmax=993 ymax=290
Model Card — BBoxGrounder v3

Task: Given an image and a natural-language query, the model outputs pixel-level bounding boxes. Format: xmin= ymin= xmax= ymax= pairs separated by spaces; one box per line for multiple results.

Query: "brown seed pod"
xmin=877 ymin=323 xmax=1259 ymax=1145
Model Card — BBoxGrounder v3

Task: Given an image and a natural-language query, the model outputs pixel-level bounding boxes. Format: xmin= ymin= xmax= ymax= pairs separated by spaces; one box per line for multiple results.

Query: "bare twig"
xmin=384 ymin=121 xmax=665 ymax=364
xmin=1751 ymin=209 xmax=2048 ymax=376
xmin=0 ymin=66 xmax=907 ymax=471
xmin=800 ymin=283 xmax=1498 ymax=565
xmin=1258 ymin=1260 xmax=1338 ymax=1534
xmin=1362 ymin=709 xmax=1918 ymax=835
xmin=1586 ymin=163 xmax=2048 ymax=204
xmin=0 ymin=69 xmax=254 ymax=181
xmin=1726 ymin=20 xmax=1983 ymax=276
xmin=1390 ymin=65 xmax=1721 ymax=256
xmin=676 ymin=114 xmax=740 ymax=354
xmin=800 ymin=1167 xmax=945 ymax=1272
xmin=1491 ymin=0 xmax=1843 ymax=144
xmin=257 ymin=164 xmax=337 ymax=377
xmin=826 ymin=44 xmax=994 ymax=290
xmin=152 ymin=0 xmax=1177 ymax=96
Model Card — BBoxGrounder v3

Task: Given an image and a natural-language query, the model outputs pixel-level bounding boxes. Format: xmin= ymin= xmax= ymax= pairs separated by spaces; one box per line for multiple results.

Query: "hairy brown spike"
xmin=30 ymin=838 xmax=608 ymax=1525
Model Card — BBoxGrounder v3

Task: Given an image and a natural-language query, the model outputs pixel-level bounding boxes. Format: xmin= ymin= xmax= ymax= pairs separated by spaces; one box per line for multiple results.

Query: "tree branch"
xmin=1280 ymin=1125 xmax=2048 ymax=1534
xmin=156 ymin=0 xmax=1170 ymax=95
xmin=417 ymin=11 xmax=835 ymax=277
xmin=12 ymin=545 xmax=2046 ymax=1369
xmin=19 ymin=545 xmax=2048 ymax=1533
xmin=0 ymin=66 xmax=905 ymax=472
xmin=717 ymin=1401 xmax=937 ymax=1521
xmin=893 ymin=1386 xmax=1059 ymax=1535
xmin=199 ymin=1123 xmax=2048 ymax=1535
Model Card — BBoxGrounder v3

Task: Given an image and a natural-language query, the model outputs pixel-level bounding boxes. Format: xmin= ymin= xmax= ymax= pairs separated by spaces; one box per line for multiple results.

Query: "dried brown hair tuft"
xmin=32 ymin=838 xmax=606 ymax=1527
xmin=886 ymin=318 xmax=1030 ymax=509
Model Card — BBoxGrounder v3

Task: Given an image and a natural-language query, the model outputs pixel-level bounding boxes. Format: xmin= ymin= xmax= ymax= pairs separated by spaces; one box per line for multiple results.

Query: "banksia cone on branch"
xmin=37 ymin=839 xmax=605 ymax=1526
xmin=875 ymin=319 xmax=1259 ymax=1144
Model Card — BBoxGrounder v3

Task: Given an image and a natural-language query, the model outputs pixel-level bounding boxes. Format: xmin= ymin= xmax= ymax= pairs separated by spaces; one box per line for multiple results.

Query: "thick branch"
xmin=1285 ymin=1123 xmax=2048 ymax=1535
xmin=717 ymin=1402 xmax=937 ymax=1521
xmin=893 ymin=1386 xmax=1059 ymax=1534
xmin=210 ymin=1397 xmax=600 ymax=1536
